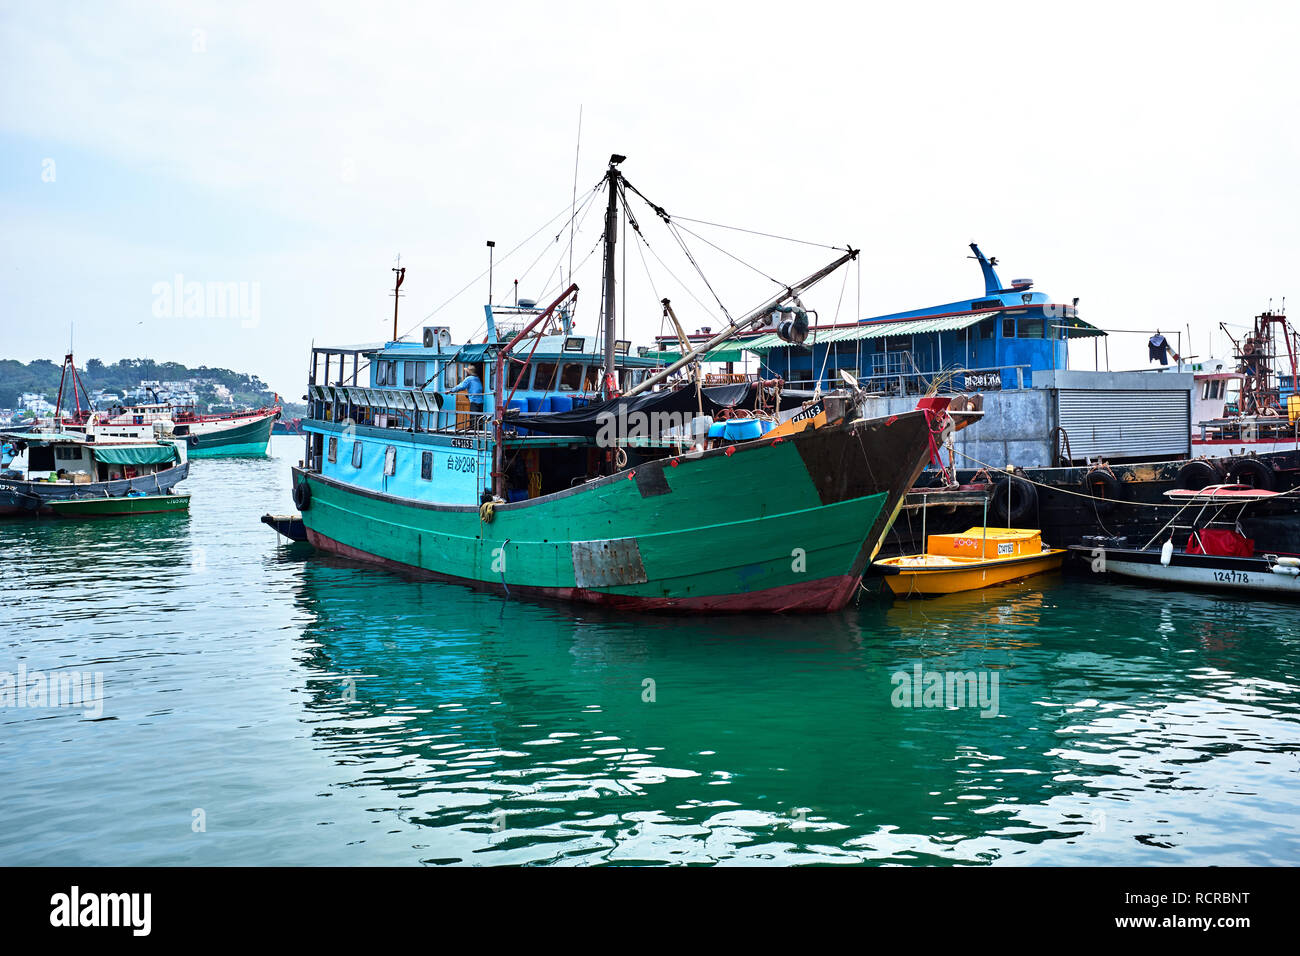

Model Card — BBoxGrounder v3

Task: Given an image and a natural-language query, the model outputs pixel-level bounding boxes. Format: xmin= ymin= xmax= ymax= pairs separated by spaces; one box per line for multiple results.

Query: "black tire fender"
xmin=990 ymin=475 xmax=1038 ymax=525
xmin=1175 ymin=458 xmax=1224 ymax=491
xmin=292 ymin=480 xmax=312 ymax=511
xmin=1226 ymin=457 xmax=1277 ymax=491
xmin=1081 ymin=468 xmax=1125 ymax=513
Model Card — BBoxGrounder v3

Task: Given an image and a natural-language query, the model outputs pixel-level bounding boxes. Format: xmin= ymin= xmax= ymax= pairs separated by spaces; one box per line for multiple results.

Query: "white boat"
xmin=1072 ymin=484 xmax=1300 ymax=596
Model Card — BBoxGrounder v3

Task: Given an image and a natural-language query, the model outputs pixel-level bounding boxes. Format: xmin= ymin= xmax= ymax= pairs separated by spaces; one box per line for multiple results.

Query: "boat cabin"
xmin=302 ymin=305 xmax=670 ymax=506
xmin=1 ymin=432 xmax=184 ymax=484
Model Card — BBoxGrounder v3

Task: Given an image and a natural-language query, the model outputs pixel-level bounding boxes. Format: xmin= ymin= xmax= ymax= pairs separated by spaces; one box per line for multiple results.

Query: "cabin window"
xmin=384 ymin=445 xmax=397 ymax=476
xmin=978 ymin=319 xmax=995 ymax=339
xmin=328 ymin=436 xmax=338 ymax=462
xmin=1002 ymin=318 xmax=1016 ymax=338
xmin=1202 ymin=380 xmax=1226 ymax=400
xmin=533 ymin=363 xmax=558 ymax=390
xmin=884 ymin=335 xmax=910 ymax=352
xmin=414 ymin=361 xmax=427 ymax=387
xmin=351 ymin=441 xmax=363 ymax=468
xmin=55 ymin=446 xmax=83 ymax=461
xmin=1018 ymin=318 xmax=1044 ymax=338
xmin=972 ymin=299 xmax=1001 ymax=311
xmin=421 ymin=451 xmax=433 ymax=480
xmin=559 ymin=363 xmax=583 ymax=391
xmin=403 ymin=363 xmax=415 ymax=386
xmin=29 ymin=447 xmax=55 ymax=471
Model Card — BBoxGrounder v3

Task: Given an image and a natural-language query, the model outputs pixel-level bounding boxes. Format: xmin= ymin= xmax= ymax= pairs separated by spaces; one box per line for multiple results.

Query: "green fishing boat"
xmin=47 ymin=492 xmax=191 ymax=518
xmin=290 ymin=156 xmax=952 ymax=613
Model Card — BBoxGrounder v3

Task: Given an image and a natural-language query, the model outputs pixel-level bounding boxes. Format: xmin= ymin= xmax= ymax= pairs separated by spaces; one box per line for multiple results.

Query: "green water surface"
xmin=2 ymin=437 xmax=1297 ymax=865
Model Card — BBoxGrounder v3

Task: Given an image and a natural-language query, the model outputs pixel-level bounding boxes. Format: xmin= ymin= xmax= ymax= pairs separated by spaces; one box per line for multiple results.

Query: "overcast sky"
xmin=3 ymin=1 xmax=1298 ymax=396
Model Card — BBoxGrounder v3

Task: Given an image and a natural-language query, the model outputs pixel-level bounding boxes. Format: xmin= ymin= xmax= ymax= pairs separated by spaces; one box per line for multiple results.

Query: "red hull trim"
xmin=306 ymin=529 xmax=860 ymax=614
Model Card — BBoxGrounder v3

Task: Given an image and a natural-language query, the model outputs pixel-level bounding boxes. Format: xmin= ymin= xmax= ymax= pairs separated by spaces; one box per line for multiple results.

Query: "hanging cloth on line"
xmin=1148 ymin=333 xmax=1170 ymax=365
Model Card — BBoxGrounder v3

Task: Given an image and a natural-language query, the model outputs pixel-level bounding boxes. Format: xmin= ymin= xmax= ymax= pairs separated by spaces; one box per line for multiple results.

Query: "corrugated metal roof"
xmin=741 ymin=314 xmax=987 ymax=353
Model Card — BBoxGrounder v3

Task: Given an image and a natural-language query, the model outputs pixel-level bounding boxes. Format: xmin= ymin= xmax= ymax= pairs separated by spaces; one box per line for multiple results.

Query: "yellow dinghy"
xmin=874 ymin=527 xmax=1066 ymax=597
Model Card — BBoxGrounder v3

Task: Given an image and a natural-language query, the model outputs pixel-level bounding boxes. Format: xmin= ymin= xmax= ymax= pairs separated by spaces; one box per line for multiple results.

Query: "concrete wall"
xmin=858 ymin=369 xmax=1196 ymax=470
xmin=859 ymin=390 xmax=1057 ymax=470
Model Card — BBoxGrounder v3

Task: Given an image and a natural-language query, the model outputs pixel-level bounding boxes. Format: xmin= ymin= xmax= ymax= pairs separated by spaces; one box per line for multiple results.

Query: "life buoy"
xmin=292 ymin=480 xmax=312 ymax=511
xmin=990 ymin=475 xmax=1037 ymax=525
xmin=1226 ymin=457 xmax=1276 ymax=490
xmin=1175 ymin=458 xmax=1224 ymax=491
xmin=1081 ymin=468 xmax=1125 ymax=512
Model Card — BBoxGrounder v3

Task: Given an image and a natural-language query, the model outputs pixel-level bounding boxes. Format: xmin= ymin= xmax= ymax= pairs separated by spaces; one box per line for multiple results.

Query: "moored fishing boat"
xmin=1071 ymin=484 xmax=1300 ymax=597
xmin=874 ymin=527 xmax=1065 ymax=596
xmin=290 ymin=155 xmax=950 ymax=612
xmin=0 ymin=429 xmax=189 ymax=516
xmin=40 ymin=352 xmax=279 ymax=456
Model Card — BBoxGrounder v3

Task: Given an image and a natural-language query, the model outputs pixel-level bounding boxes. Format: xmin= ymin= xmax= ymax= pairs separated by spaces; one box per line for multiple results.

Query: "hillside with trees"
xmin=0 ymin=357 xmax=303 ymax=416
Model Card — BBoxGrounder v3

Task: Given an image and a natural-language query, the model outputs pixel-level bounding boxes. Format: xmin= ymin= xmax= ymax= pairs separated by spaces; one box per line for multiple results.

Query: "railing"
xmin=777 ymin=364 xmax=1032 ymax=395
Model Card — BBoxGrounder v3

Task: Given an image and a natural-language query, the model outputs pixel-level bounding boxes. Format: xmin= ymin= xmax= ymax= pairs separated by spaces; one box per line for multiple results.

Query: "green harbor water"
xmin=2 ymin=437 xmax=1298 ymax=865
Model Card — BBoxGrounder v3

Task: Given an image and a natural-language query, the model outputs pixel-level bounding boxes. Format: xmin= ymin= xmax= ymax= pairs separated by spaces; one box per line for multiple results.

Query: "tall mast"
xmin=601 ymin=154 xmax=626 ymax=396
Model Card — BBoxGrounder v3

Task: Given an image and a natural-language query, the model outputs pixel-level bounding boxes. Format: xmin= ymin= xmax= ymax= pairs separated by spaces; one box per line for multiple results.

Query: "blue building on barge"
xmin=652 ymin=243 xmax=1104 ymax=393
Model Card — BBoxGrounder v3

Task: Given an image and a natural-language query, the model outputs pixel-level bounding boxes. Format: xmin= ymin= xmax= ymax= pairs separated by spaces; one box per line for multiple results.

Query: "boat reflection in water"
xmin=285 ymin=557 xmax=1300 ymax=865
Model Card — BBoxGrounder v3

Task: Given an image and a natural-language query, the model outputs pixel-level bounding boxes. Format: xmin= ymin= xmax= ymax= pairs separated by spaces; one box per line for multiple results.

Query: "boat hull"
xmin=48 ymin=493 xmax=190 ymax=518
xmin=1072 ymin=545 xmax=1300 ymax=597
xmin=0 ymin=462 xmax=190 ymax=516
xmin=293 ymin=411 xmax=936 ymax=613
xmin=878 ymin=550 xmax=1065 ymax=596
xmin=183 ymin=412 xmax=276 ymax=458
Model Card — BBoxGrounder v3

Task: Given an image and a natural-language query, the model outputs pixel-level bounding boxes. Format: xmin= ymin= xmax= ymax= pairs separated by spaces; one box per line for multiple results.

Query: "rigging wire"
xmin=672 ymin=220 xmax=785 ymax=287
xmin=668 ymin=213 xmax=852 ymax=253
xmin=619 ymin=176 xmax=735 ymax=323
xmin=400 ymin=181 xmax=602 ymax=342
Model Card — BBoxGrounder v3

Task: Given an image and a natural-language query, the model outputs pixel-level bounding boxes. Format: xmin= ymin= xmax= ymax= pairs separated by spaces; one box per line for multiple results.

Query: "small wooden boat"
xmin=48 ymin=492 xmax=190 ymax=518
xmin=873 ymin=527 xmax=1066 ymax=596
xmin=261 ymin=512 xmax=307 ymax=541
xmin=1069 ymin=484 xmax=1300 ymax=597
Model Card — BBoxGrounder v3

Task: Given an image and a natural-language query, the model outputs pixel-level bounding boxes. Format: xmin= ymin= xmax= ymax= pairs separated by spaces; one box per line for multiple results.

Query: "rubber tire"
xmin=1226 ymin=457 xmax=1277 ymax=491
xmin=990 ymin=475 xmax=1037 ymax=525
xmin=1175 ymin=459 xmax=1223 ymax=491
xmin=293 ymin=480 xmax=312 ymax=511
xmin=1081 ymin=469 xmax=1125 ymax=513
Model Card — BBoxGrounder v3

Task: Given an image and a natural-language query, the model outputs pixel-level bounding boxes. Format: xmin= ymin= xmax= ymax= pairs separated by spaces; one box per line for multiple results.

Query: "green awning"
xmin=644 ymin=347 xmax=744 ymax=363
xmin=91 ymin=443 xmax=178 ymax=466
xmin=1059 ymin=317 xmax=1105 ymax=338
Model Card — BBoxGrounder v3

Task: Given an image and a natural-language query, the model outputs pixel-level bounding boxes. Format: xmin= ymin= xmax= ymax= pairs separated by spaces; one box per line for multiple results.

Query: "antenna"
xmin=486 ymin=240 xmax=495 ymax=305
xmin=569 ymin=105 xmax=582 ymax=286
xmin=391 ymin=255 xmax=406 ymax=342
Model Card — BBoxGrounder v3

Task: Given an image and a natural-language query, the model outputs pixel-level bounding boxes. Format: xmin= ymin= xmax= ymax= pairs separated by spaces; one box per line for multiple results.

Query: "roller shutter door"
xmin=1056 ymin=389 xmax=1190 ymax=460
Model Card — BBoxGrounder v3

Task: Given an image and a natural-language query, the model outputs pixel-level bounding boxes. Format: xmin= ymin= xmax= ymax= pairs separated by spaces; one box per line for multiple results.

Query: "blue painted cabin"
xmin=652 ymin=244 xmax=1104 ymax=394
